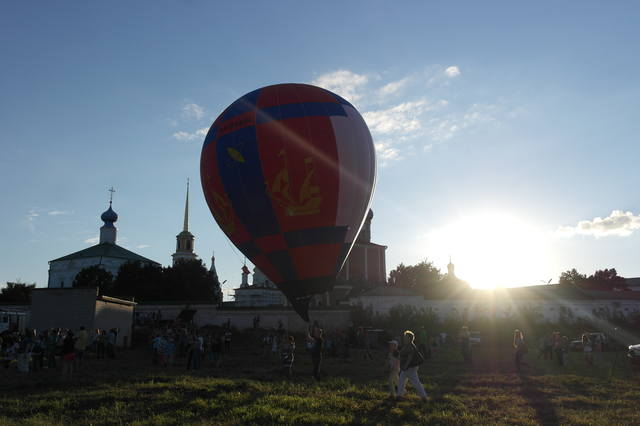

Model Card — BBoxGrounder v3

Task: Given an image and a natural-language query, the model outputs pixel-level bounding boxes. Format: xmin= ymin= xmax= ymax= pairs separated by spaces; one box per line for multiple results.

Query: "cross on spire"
xmin=108 ymin=186 xmax=115 ymax=206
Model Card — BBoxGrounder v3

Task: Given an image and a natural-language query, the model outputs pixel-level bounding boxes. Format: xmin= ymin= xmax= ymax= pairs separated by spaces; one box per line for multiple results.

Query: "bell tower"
xmin=172 ymin=179 xmax=198 ymax=265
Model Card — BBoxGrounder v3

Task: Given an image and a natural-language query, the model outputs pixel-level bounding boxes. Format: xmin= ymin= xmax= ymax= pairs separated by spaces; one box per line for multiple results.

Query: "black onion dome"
xmin=100 ymin=205 xmax=118 ymax=223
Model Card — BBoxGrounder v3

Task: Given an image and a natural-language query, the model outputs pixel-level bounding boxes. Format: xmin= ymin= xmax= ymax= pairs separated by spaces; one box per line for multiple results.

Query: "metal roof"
xmin=50 ymin=243 xmax=159 ymax=265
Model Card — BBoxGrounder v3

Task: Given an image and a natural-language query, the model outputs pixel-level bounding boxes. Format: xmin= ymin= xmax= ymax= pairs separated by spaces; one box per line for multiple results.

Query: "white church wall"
xmin=48 ymin=257 xmax=128 ymax=288
xmin=135 ymin=304 xmax=351 ymax=332
xmin=350 ymin=295 xmax=640 ymax=324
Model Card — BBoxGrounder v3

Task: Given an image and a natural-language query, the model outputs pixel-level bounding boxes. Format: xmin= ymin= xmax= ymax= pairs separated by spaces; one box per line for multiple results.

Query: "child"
xmin=387 ymin=340 xmax=401 ymax=398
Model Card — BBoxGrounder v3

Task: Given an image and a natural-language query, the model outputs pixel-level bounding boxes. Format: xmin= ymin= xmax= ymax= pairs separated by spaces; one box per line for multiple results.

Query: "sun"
xmin=424 ymin=211 xmax=550 ymax=289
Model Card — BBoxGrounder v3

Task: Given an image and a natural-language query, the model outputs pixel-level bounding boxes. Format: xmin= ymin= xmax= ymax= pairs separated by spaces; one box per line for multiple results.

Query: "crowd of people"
xmin=1 ymin=327 xmax=119 ymax=374
xmin=534 ymin=330 xmax=605 ymax=367
xmin=3 ymin=318 xmax=613 ymax=405
xmin=149 ymin=327 xmax=231 ymax=370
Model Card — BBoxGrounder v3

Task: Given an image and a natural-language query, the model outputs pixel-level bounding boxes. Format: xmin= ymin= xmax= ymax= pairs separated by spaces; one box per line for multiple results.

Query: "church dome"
xmin=101 ymin=205 xmax=118 ymax=224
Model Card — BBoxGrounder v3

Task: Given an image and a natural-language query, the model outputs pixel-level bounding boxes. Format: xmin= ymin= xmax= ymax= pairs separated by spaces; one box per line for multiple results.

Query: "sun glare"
xmin=424 ymin=212 xmax=550 ymax=289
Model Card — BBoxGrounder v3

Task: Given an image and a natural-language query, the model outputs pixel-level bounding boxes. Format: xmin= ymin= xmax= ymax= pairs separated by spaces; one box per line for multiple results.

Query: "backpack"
xmin=409 ymin=347 xmax=425 ymax=367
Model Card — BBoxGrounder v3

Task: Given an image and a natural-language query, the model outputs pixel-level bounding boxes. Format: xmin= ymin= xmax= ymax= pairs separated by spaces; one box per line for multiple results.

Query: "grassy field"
xmin=1 ymin=340 xmax=639 ymax=425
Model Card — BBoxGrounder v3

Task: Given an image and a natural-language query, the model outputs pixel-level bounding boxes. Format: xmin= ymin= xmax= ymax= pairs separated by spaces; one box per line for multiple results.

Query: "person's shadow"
xmin=518 ymin=372 xmax=560 ymax=425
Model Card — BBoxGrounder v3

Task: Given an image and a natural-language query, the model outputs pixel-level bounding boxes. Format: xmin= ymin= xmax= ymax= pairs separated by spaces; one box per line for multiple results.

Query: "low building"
xmin=30 ymin=288 xmax=136 ymax=347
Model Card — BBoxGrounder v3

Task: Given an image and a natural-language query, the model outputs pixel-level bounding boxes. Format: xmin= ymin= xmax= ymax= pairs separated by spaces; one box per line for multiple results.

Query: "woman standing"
xmin=513 ymin=329 xmax=529 ymax=372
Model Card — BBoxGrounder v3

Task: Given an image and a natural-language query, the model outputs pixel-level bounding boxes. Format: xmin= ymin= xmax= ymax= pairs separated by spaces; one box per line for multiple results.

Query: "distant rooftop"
xmin=50 ymin=243 xmax=159 ymax=265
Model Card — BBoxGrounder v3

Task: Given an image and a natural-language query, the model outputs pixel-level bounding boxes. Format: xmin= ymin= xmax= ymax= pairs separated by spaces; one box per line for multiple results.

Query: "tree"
xmin=559 ymin=269 xmax=587 ymax=287
xmin=107 ymin=260 xmax=222 ymax=303
xmin=583 ymin=268 xmax=628 ymax=291
xmin=108 ymin=261 xmax=164 ymax=300
xmin=163 ymin=260 xmax=220 ymax=302
xmin=72 ymin=265 xmax=113 ymax=290
xmin=388 ymin=260 xmax=442 ymax=289
xmin=0 ymin=281 xmax=35 ymax=303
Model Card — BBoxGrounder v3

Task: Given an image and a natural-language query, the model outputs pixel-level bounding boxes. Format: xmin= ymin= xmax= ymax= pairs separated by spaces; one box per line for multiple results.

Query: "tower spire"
xmin=183 ymin=178 xmax=189 ymax=232
xmin=172 ymin=178 xmax=197 ymax=265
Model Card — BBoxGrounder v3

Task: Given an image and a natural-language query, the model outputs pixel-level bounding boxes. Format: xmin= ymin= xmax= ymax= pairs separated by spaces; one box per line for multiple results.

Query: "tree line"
xmin=0 ymin=260 xmax=222 ymax=304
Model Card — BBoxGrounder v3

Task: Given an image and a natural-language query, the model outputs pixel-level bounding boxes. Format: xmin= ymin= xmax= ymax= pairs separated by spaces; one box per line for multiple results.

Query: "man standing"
xmin=399 ymin=330 xmax=428 ymax=401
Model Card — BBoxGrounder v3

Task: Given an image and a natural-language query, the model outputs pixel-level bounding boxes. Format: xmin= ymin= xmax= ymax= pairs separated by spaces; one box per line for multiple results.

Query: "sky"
xmin=1 ymin=1 xmax=639 ymax=298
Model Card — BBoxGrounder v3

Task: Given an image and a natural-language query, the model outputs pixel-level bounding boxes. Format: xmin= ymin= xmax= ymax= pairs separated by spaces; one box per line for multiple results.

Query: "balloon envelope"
xmin=200 ymin=83 xmax=376 ymax=320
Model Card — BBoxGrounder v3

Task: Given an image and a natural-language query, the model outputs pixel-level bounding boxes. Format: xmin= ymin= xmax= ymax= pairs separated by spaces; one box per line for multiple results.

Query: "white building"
xmin=233 ymin=266 xmax=286 ymax=307
xmin=47 ymin=195 xmax=159 ymax=288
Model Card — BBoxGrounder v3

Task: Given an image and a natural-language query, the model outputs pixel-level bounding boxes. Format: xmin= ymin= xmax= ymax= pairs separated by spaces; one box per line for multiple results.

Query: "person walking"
xmin=513 ymin=329 xmax=529 ymax=372
xmin=398 ymin=330 xmax=428 ymax=401
xmin=386 ymin=340 xmax=401 ymax=398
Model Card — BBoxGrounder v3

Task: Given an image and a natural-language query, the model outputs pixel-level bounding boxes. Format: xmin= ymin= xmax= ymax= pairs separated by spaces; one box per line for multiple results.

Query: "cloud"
xmin=378 ymin=77 xmax=409 ymax=97
xmin=136 ymin=244 xmax=150 ymax=249
xmin=374 ymin=140 xmax=402 ymax=164
xmin=311 ymin=70 xmax=368 ymax=103
xmin=173 ymin=127 xmax=208 ymax=141
xmin=84 ymin=236 xmax=99 ymax=244
xmin=363 ymin=100 xmax=429 ymax=135
xmin=422 ymin=103 xmax=498 ymax=142
xmin=48 ymin=210 xmax=71 ymax=216
xmin=557 ymin=210 xmax=640 ymax=238
xmin=306 ymin=66 xmax=511 ymax=166
xmin=26 ymin=210 xmax=39 ymax=222
xmin=445 ymin=66 xmax=461 ymax=78
xmin=182 ymin=103 xmax=205 ymax=120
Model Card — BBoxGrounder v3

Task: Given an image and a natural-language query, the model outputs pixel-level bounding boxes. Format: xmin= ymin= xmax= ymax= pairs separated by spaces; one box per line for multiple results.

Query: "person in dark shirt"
xmin=308 ymin=326 xmax=324 ymax=380
xmin=61 ymin=331 xmax=76 ymax=376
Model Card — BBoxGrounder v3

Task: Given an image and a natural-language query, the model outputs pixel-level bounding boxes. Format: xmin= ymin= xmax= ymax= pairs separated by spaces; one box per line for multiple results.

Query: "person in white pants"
xmin=398 ymin=330 xmax=428 ymax=400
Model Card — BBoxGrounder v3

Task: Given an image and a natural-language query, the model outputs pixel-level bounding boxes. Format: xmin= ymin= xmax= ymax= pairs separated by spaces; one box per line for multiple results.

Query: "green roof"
xmin=50 ymin=243 xmax=159 ymax=265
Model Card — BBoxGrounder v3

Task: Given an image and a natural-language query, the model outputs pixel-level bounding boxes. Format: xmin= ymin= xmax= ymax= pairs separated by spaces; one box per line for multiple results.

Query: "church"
xmin=47 ymin=191 xmax=160 ymax=288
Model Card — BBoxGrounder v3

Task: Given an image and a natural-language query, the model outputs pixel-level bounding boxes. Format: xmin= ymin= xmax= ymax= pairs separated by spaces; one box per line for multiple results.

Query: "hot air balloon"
xmin=200 ymin=83 xmax=376 ymax=321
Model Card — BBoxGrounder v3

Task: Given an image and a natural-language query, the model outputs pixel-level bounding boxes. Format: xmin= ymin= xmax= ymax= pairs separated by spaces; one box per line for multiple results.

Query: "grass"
xmin=1 ymin=341 xmax=639 ymax=425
